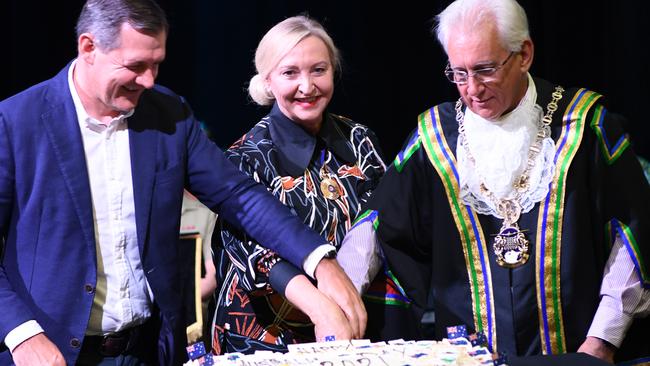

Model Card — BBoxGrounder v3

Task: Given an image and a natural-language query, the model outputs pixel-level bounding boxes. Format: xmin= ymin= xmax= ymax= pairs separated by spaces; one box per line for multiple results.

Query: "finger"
xmin=347 ymin=292 xmax=366 ymax=338
xmin=355 ymin=307 xmax=364 ymax=338
xmin=356 ymin=305 xmax=366 ymax=338
xmin=344 ymin=299 xmax=361 ymax=338
xmin=339 ymin=321 xmax=354 ymax=340
xmin=347 ymin=293 xmax=366 ymax=339
xmin=342 ymin=301 xmax=361 ymax=338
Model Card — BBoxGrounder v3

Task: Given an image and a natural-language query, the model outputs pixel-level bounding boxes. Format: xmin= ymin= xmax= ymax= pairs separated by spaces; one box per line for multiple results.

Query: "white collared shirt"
xmin=65 ymin=61 xmax=152 ymax=335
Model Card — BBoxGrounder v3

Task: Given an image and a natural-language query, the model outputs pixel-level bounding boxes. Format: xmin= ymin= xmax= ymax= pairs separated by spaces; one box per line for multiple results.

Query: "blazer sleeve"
xmin=0 ymin=112 xmax=37 ymax=342
xmin=212 ymin=146 xmax=302 ymax=295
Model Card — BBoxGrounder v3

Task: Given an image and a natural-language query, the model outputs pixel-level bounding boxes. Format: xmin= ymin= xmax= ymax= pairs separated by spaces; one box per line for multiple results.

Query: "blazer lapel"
xmin=128 ymin=108 xmax=158 ymax=255
xmin=40 ymin=84 xmax=96 ymax=256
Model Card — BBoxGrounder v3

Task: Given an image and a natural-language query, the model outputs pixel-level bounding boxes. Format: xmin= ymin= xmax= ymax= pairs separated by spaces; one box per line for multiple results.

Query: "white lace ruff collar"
xmin=457 ymin=74 xmax=557 ymax=219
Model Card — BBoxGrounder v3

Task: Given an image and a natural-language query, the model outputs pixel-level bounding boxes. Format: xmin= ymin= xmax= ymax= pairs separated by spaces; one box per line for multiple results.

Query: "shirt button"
xmin=70 ymin=338 xmax=81 ymax=348
xmin=84 ymin=284 xmax=95 ymax=294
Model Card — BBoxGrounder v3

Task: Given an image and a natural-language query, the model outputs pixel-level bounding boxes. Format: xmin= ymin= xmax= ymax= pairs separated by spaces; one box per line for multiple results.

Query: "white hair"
xmin=435 ymin=0 xmax=530 ymax=54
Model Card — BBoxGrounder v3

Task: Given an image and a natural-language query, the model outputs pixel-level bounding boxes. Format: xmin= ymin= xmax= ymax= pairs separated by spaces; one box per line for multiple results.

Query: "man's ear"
xmin=519 ymin=39 xmax=534 ymax=73
xmin=78 ymin=33 xmax=97 ymax=64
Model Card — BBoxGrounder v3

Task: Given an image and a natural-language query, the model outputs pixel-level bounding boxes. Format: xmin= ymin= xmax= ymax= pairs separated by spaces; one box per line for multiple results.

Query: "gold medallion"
xmin=493 ymin=223 xmax=530 ymax=268
xmin=320 ymin=178 xmax=340 ymax=200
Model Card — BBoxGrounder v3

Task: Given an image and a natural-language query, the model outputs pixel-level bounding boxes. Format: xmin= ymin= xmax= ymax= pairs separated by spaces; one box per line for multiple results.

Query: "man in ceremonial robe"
xmin=339 ymin=0 xmax=650 ymax=363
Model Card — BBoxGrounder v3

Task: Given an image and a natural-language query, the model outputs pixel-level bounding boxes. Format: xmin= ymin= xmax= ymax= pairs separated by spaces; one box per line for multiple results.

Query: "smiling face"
xmin=75 ymin=22 xmax=166 ymax=121
xmin=265 ymin=35 xmax=334 ymax=134
xmin=447 ymin=22 xmax=532 ymax=121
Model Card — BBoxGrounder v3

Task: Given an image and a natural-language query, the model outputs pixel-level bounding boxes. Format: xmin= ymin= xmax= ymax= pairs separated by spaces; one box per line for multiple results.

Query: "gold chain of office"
xmin=454 ymin=85 xmax=564 ymax=267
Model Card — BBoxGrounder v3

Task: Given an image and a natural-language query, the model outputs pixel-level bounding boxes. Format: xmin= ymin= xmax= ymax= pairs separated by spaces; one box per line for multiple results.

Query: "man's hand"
xmin=314 ymin=258 xmax=367 ymax=338
xmin=284 ymin=274 xmax=354 ymax=341
xmin=311 ymin=295 xmax=355 ymax=342
xmin=12 ymin=333 xmax=65 ymax=366
xmin=578 ymin=336 xmax=615 ymax=364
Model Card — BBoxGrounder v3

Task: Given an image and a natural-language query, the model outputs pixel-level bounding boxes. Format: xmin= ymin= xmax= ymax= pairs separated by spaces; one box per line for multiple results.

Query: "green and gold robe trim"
xmin=362 ymin=264 xmax=412 ymax=308
xmin=352 ymin=209 xmax=379 ymax=230
xmin=394 ymin=131 xmax=422 ymax=172
xmin=606 ymin=219 xmax=650 ymax=288
xmin=590 ymin=104 xmax=630 ymax=165
xmin=418 ymin=106 xmax=497 ymax=350
xmin=536 ymin=88 xmax=601 ymax=354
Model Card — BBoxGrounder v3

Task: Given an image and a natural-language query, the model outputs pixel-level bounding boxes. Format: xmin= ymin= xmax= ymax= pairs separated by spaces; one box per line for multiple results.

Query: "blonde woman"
xmin=210 ymin=15 xmax=414 ymax=354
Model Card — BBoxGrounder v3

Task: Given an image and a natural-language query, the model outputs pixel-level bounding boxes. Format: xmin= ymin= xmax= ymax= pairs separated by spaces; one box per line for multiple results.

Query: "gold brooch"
xmin=320 ymin=177 xmax=341 ymax=200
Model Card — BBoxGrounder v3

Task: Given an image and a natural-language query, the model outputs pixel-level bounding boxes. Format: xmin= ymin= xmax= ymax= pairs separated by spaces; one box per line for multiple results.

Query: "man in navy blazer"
xmin=0 ymin=0 xmax=365 ymax=365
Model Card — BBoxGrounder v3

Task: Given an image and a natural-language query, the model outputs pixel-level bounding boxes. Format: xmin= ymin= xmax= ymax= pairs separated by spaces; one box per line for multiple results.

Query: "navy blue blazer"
xmin=0 ymin=64 xmax=324 ymax=364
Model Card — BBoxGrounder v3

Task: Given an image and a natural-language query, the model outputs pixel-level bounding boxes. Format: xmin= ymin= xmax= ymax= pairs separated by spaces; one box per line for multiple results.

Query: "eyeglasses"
xmin=444 ymin=51 xmax=515 ymax=85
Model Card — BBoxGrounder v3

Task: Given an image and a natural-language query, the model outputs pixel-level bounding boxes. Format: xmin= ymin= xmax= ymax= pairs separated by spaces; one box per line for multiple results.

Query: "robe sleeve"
xmin=363 ymin=128 xmax=436 ymax=311
xmin=586 ymin=106 xmax=650 ymax=346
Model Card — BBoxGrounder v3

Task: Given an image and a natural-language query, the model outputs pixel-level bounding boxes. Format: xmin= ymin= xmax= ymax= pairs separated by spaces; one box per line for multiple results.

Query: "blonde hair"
xmin=248 ymin=15 xmax=341 ymax=106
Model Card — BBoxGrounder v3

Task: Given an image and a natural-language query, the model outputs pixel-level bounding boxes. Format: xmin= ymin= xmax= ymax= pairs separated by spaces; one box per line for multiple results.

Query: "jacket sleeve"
xmin=586 ymin=106 xmax=650 ymax=345
xmin=0 ymin=111 xmax=38 ymax=343
xmin=215 ymin=146 xmax=306 ymax=295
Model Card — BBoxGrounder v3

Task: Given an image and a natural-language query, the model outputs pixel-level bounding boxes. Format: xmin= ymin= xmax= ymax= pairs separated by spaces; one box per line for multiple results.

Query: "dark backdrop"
xmin=2 ymin=1 xmax=648 ymax=160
